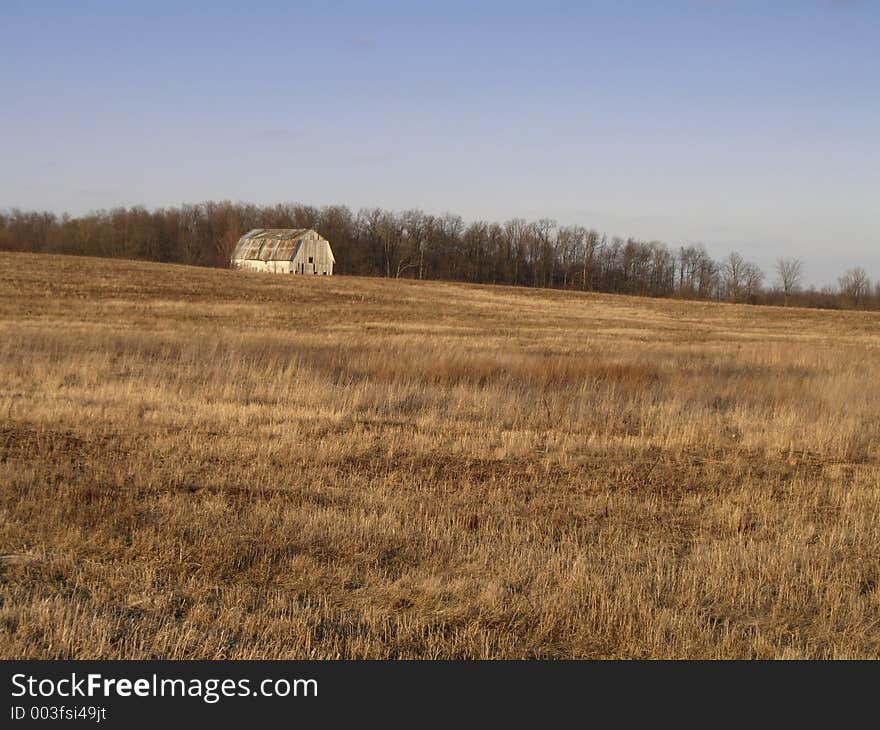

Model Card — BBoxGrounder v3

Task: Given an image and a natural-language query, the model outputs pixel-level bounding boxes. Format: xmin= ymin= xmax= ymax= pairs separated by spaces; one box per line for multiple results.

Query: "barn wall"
xmin=267 ymin=260 xmax=293 ymax=274
xmin=232 ymin=258 xmax=295 ymax=273
xmin=291 ymin=232 xmax=334 ymax=275
xmin=233 ymin=259 xmax=267 ymax=272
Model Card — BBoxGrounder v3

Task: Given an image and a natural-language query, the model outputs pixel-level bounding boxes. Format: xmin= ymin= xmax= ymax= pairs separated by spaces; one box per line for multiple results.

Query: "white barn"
xmin=231 ymin=229 xmax=335 ymax=275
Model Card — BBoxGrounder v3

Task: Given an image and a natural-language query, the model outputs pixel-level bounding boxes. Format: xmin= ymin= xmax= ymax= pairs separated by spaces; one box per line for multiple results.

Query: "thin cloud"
xmin=253 ymin=129 xmax=303 ymax=141
xmin=347 ymin=36 xmax=377 ymax=52
xmin=351 ymin=151 xmax=393 ymax=166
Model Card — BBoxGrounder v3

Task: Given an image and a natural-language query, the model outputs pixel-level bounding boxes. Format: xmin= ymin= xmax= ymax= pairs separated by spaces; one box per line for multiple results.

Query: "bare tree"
xmin=216 ymin=229 xmax=241 ymax=267
xmin=582 ymin=229 xmax=600 ymax=291
xmin=723 ymin=252 xmax=746 ymax=301
xmin=776 ymin=258 xmax=803 ymax=306
xmin=838 ymin=267 xmax=871 ymax=307
xmin=401 ymin=209 xmax=432 ymax=280
xmin=502 ymin=218 xmax=528 ymax=286
xmin=743 ymin=263 xmax=765 ymax=302
xmin=677 ymin=245 xmax=700 ymax=296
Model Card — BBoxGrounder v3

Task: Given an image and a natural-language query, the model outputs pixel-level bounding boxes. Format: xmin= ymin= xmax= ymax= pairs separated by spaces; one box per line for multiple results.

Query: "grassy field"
xmin=1 ymin=251 xmax=878 ymax=659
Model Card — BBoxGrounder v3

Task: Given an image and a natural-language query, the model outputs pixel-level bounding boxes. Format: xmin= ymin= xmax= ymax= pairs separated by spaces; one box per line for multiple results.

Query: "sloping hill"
xmin=1 ymin=251 xmax=879 ymax=658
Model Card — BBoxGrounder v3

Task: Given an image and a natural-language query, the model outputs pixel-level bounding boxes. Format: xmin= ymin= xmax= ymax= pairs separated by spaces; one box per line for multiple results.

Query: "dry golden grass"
xmin=1 ymin=251 xmax=879 ymax=659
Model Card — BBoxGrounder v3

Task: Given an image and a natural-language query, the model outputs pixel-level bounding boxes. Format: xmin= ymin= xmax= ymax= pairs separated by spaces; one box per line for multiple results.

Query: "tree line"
xmin=1 ymin=201 xmax=877 ymax=310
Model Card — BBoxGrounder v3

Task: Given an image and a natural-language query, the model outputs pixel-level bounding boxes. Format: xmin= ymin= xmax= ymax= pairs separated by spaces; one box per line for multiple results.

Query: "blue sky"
xmin=1 ymin=0 xmax=877 ymax=283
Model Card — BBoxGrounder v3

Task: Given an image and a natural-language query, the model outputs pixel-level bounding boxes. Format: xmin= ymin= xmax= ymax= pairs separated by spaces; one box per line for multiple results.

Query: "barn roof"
xmin=232 ymin=228 xmax=312 ymax=262
xmin=240 ymin=228 xmax=308 ymax=241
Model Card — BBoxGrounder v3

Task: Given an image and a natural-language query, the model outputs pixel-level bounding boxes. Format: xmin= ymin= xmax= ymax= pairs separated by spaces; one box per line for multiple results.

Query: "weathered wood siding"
xmin=290 ymin=231 xmax=334 ymax=275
